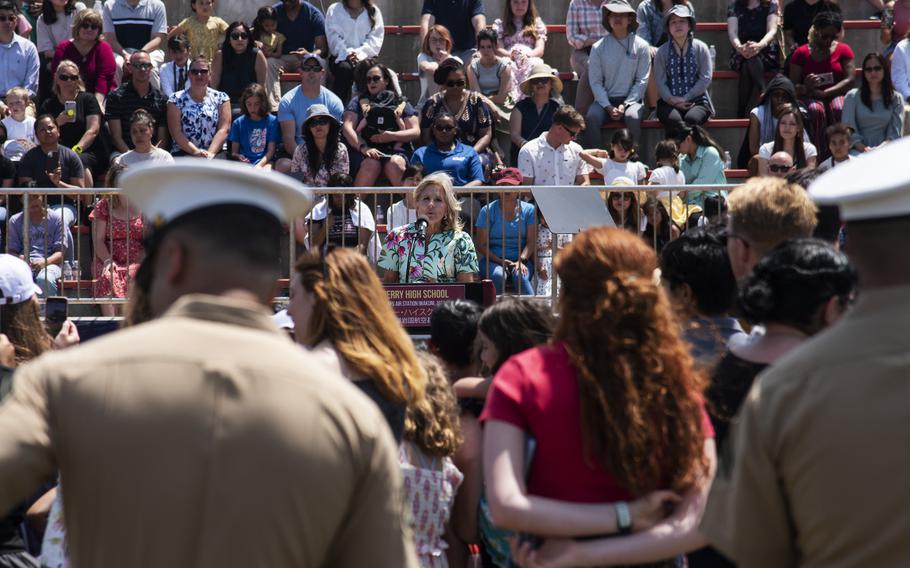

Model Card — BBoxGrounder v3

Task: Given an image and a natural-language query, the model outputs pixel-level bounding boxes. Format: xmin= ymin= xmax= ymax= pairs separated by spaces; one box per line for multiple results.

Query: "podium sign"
xmin=385 ymin=284 xmax=467 ymax=328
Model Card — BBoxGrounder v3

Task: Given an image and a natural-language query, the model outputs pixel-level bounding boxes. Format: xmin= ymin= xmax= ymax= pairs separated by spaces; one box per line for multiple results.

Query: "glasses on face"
xmin=864 ymin=65 xmax=883 ymax=72
xmin=768 ymin=164 xmax=792 ymax=173
xmin=57 ymin=73 xmax=80 ymax=82
xmin=434 ymin=123 xmax=455 ymax=132
xmin=560 ymin=123 xmax=580 ymax=139
xmin=531 ymin=77 xmax=550 ymax=86
xmin=230 ymin=32 xmax=249 ymax=40
xmin=190 ymin=68 xmax=209 ymax=76
xmin=309 ymin=117 xmax=330 ymax=126
xmin=366 ymin=75 xmax=383 ymax=84
xmin=611 ymin=193 xmax=633 ymax=201
xmin=0 ymin=15 xmax=17 ymax=23
xmin=131 ymin=62 xmax=153 ymax=70
xmin=445 ymin=79 xmax=466 ymax=88
xmin=80 ymin=22 xmax=100 ymax=30
xmin=301 ymin=64 xmax=322 ymax=73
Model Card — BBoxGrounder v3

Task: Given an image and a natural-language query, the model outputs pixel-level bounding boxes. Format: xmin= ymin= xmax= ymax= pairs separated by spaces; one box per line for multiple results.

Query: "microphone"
xmin=415 ymin=217 xmax=429 ymax=238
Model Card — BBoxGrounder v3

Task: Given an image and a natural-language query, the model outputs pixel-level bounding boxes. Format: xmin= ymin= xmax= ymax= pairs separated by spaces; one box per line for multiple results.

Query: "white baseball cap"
xmin=0 ymin=254 xmax=43 ymax=304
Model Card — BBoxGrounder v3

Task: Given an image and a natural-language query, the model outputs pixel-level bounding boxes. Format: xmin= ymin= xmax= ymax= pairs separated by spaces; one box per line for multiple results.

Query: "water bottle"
xmin=723 ymin=151 xmax=732 ymax=170
xmin=92 ymin=0 xmax=103 ymax=13
xmin=375 ymin=203 xmax=385 ymax=224
xmin=708 ymin=45 xmax=716 ymax=69
xmin=62 ymin=261 xmax=73 ymax=280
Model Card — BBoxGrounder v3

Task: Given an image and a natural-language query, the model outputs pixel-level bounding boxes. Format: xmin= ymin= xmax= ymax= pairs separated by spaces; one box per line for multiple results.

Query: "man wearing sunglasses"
xmin=104 ymin=51 xmax=169 ymax=156
xmin=265 ymin=0 xmax=328 ymax=109
xmin=102 ymin=0 xmax=168 ymax=89
xmin=0 ymin=0 xmax=39 ymax=102
xmin=517 ymin=105 xmax=591 ymax=187
xmin=766 ymin=151 xmax=796 ymax=179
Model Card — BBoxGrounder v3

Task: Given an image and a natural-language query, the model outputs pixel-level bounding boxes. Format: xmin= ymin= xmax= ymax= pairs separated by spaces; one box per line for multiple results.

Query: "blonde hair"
xmin=295 ymin=248 xmax=425 ymax=406
xmin=727 ymin=177 xmax=818 ymax=257
xmin=53 ymin=59 xmax=86 ymax=96
xmin=5 ymin=87 xmax=34 ymax=117
xmin=71 ymin=8 xmax=102 ymax=39
xmin=404 ymin=351 xmax=463 ymax=458
xmin=413 ymin=172 xmax=463 ymax=232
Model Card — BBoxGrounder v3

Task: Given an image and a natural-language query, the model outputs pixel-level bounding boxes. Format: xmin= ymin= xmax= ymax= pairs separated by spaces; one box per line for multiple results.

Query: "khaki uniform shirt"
xmin=701 ymin=285 xmax=910 ymax=567
xmin=0 ymin=294 xmax=419 ymax=568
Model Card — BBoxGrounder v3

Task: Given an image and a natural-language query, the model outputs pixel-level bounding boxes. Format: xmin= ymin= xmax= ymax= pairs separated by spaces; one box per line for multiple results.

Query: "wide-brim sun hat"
xmin=303 ymin=103 xmax=339 ymax=127
xmin=521 ymin=64 xmax=563 ymax=96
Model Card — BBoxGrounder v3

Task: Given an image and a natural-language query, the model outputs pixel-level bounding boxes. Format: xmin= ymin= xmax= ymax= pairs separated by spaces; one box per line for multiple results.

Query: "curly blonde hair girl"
xmin=404 ymin=351 xmax=463 ymax=458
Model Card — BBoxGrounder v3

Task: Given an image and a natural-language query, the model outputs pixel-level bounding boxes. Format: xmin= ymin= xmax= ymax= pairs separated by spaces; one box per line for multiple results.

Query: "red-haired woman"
xmin=482 ymin=227 xmax=716 ymax=567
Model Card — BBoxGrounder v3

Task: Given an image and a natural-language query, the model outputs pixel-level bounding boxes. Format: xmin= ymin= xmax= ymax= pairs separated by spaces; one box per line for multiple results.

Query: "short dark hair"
xmin=552 ymin=105 xmax=585 ymax=131
xmin=476 ymin=28 xmax=497 ymax=47
xmin=433 ymin=57 xmax=464 ymax=86
xmin=167 ymin=34 xmax=190 ymax=52
xmin=784 ymin=167 xmax=842 ymax=243
xmin=478 ymin=297 xmax=554 ymax=374
xmin=825 ymin=122 xmax=852 ymax=139
xmin=429 ymin=299 xmax=483 ymax=368
xmin=34 ymin=114 xmax=56 ymax=133
xmin=660 ymin=224 xmax=736 ymax=316
xmin=0 ymin=1 xmax=19 ymax=13
xmin=402 ymin=164 xmax=424 ymax=180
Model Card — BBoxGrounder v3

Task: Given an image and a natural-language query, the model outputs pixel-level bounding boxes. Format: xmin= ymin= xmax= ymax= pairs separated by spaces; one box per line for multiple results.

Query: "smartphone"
xmin=46 ymin=150 xmax=59 ymax=173
xmin=817 ymin=72 xmax=834 ymax=87
xmin=44 ymin=296 xmax=68 ymax=337
xmin=64 ymin=100 xmax=76 ymax=117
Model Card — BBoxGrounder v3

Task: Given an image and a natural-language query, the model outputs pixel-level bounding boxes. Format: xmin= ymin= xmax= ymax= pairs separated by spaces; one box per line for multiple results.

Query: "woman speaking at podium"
xmin=379 ymin=172 xmax=479 ymax=283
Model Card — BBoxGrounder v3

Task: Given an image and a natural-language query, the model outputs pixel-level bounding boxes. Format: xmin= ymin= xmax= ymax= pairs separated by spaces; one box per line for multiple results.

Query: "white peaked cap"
xmin=119 ymin=158 xmax=314 ymax=226
xmin=809 ymin=136 xmax=910 ymax=221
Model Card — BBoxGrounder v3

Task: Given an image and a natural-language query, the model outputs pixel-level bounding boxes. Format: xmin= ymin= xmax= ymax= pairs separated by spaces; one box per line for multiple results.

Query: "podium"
xmin=384 ymin=280 xmax=495 ymax=334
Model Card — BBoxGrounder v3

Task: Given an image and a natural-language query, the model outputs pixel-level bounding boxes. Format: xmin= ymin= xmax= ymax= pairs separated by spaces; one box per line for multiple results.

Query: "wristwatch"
xmin=615 ymin=501 xmax=632 ymax=535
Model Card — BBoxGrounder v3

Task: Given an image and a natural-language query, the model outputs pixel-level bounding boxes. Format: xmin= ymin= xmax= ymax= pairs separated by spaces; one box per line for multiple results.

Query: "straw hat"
xmin=521 ymin=64 xmax=563 ymax=96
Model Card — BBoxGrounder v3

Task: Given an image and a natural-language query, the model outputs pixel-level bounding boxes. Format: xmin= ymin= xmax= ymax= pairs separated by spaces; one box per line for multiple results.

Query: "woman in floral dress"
xmin=379 ymin=172 xmax=478 ymax=283
xmin=492 ymin=0 xmax=547 ymax=102
xmin=90 ymin=189 xmax=143 ymax=316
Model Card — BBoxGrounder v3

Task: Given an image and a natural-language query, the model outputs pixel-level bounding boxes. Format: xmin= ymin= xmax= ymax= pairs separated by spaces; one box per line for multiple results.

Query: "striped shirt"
xmin=566 ymin=0 xmax=606 ymax=50
xmin=102 ymin=0 xmax=167 ymax=51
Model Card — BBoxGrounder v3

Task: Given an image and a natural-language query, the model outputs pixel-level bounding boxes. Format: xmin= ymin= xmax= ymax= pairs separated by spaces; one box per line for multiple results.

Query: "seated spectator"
xmin=675 ymin=124 xmax=728 ymax=204
xmin=789 ymin=11 xmax=854 ymax=157
xmin=115 ymin=108 xmax=174 ymax=166
xmin=607 ymin=180 xmax=644 ymax=233
xmin=379 ymin=171 xmax=478 ymax=284
xmin=467 ymin=29 xmax=514 ymax=125
xmin=36 ymin=0 xmax=85 ymax=102
xmin=817 ymin=122 xmax=852 ymax=171
xmin=2 ymin=88 xmax=36 ymax=161
xmin=325 ymin=0 xmax=384 ymax=103
xmin=385 ymin=164 xmax=423 ymax=230
xmin=18 ymin=115 xmax=85 ymax=195
xmin=265 ymin=0 xmax=327 ymax=109
xmin=474 ymin=186 xmax=537 ymax=295
xmin=509 ymin=63 xmax=560 ymax=165
xmin=566 ymin=0 xmax=608 ymax=113
xmin=842 ymin=52 xmax=903 ymax=155
xmin=103 ymin=50 xmax=168 ymax=156
xmin=583 ymin=0 xmax=650 ymax=149
xmin=746 ymin=74 xmax=800 ymax=163
xmin=159 ymin=34 xmax=190 ymax=98
xmin=102 ymin=0 xmax=167 ymax=89
xmin=727 ymin=0 xmax=781 ymax=118
xmin=421 ymin=58 xmax=497 ymax=168
xmin=637 ymin=0 xmax=694 ymax=48
xmin=228 ymin=83 xmax=278 ymax=169
xmin=276 ymin=53 xmax=344 ymax=173
xmin=167 ymin=0 xmax=227 ymax=62
xmin=306 ymin=176 xmax=374 ymax=254
xmin=251 ymin=6 xmax=284 ymax=61
xmin=166 ymin=56 xmax=230 ymax=158
xmin=39 ymin=59 xmax=104 ymax=186
xmin=417 ymin=24 xmax=454 ymax=106
xmin=289 ymin=246 xmax=425 ymax=444
xmin=766 ymin=150 xmax=796 ymax=178
xmin=412 ymin=111 xmax=484 ymax=187
xmin=580 ymin=128 xmax=647 ymax=185
xmin=660 ymin=224 xmax=744 ymax=370
xmin=342 ymin=62 xmax=419 ymax=187
xmin=89 ymin=169 xmax=143 ymax=316
xmin=420 ymin=0 xmax=486 ymax=63
xmin=428 ymin=298 xmax=482 ymax=381
xmin=641 ymin=195 xmax=679 ymax=252
xmin=288 ymin=104 xmax=349 ymax=186
xmin=6 ymin=194 xmax=66 ymax=296
xmin=492 ymin=0 xmax=546 ymax=101
xmin=51 ymin=8 xmax=114 ymax=106
xmin=653 ymin=4 xmax=714 ymax=137
xmin=400 ymin=350 xmax=464 ymax=568
xmin=758 ymin=103 xmax=818 ymax=175
xmin=211 ymin=21 xmax=267 ymax=115
xmin=485 ymin=227 xmax=714 ymax=567
xmin=782 ymin=0 xmax=839 ymax=55
xmin=517 ymin=105 xmax=591 ymax=186
xmin=0 ymin=1 xmax=39 ymax=99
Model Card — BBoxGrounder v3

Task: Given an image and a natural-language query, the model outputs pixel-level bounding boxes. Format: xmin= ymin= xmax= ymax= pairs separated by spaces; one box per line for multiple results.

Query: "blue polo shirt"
xmin=421 ymin=0 xmax=485 ymax=52
xmin=272 ymin=0 xmax=326 ymax=54
xmin=411 ymin=142 xmax=483 ymax=187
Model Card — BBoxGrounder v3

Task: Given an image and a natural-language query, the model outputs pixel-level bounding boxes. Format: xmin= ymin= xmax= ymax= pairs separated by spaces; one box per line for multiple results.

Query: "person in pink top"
xmin=482 ymin=226 xmax=717 ymax=567
xmin=51 ymin=9 xmax=116 ymax=106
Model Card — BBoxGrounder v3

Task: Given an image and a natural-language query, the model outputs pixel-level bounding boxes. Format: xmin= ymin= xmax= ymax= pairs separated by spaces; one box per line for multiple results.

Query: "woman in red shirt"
xmin=482 ymin=227 xmax=715 ymax=566
xmin=51 ymin=9 xmax=116 ymax=108
xmin=789 ymin=10 xmax=855 ymax=159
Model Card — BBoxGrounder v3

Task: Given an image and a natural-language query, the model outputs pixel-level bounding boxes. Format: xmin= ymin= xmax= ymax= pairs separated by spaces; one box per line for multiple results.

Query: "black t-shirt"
xmin=103 ymin=82 xmax=168 ymax=148
xmin=18 ymin=145 xmax=84 ymax=187
xmin=783 ymin=0 xmax=841 ymax=48
xmin=421 ymin=0 xmax=485 ymax=52
xmin=39 ymin=92 xmax=103 ymax=150
xmin=0 ymin=154 xmax=15 ymax=182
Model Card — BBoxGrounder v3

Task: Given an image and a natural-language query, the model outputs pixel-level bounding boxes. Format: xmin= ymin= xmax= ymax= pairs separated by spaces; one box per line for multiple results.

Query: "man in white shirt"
xmin=102 ymin=0 xmax=168 ymax=89
xmin=0 ymin=1 xmax=39 ymax=99
xmin=517 ymin=105 xmax=592 ymax=186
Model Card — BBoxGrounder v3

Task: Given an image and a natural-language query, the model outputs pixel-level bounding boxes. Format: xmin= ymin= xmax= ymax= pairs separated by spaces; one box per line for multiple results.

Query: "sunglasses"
xmin=434 ymin=123 xmax=455 ymax=132
xmin=560 ymin=123 xmax=580 ymax=139
xmin=230 ymin=32 xmax=249 ymax=40
xmin=190 ymin=68 xmax=210 ymax=76
xmin=301 ymin=64 xmax=322 ymax=73
xmin=530 ymin=77 xmax=550 ymax=85
xmin=768 ymin=164 xmax=792 ymax=173
xmin=445 ymin=79 xmax=466 ymax=88
xmin=57 ymin=73 xmax=80 ymax=82
xmin=131 ymin=62 xmax=153 ymax=70
xmin=80 ymin=22 xmax=100 ymax=30
xmin=0 ymin=15 xmax=16 ymax=23
xmin=611 ymin=193 xmax=633 ymax=200
xmin=864 ymin=65 xmax=883 ymax=72
xmin=309 ymin=117 xmax=330 ymax=126
xmin=366 ymin=75 xmax=384 ymax=83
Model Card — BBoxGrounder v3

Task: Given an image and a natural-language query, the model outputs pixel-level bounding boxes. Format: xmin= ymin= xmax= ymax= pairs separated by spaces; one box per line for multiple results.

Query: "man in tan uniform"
xmin=701 ymin=138 xmax=910 ymax=567
xmin=0 ymin=159 xmax=419 ymax=568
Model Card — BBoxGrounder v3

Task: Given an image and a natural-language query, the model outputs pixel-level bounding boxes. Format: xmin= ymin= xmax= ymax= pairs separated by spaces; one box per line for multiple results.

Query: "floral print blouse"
xmin=378 ymin=223 xmax=479 ymax=283
xmin=168 ymin=87 xmax=229 ymax=154
xmin=291 ymin=143 xmax=350 ymax=187
xmin=492 ymin=17 xmax=548 ymax=51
